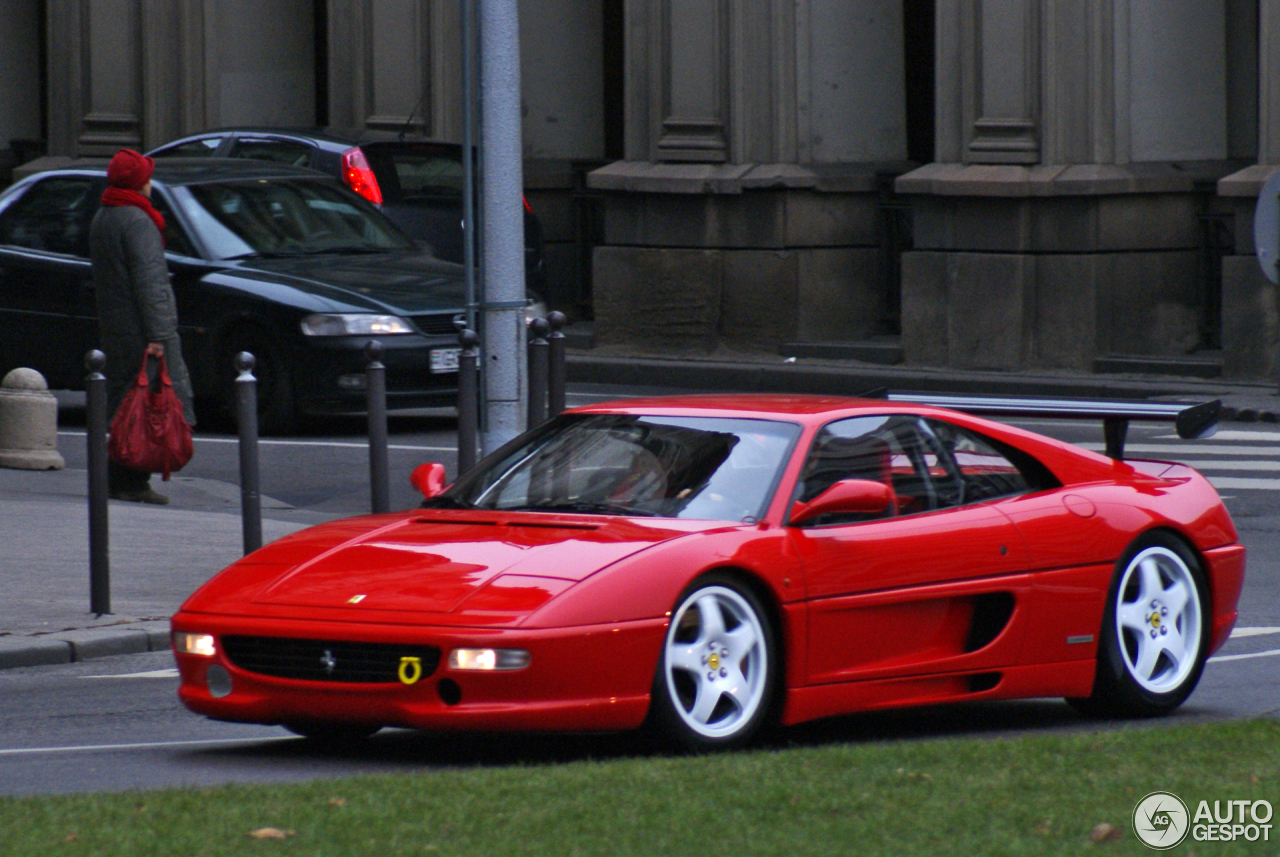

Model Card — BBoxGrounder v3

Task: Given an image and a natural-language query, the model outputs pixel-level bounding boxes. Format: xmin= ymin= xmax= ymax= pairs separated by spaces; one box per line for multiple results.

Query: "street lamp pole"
xmin=478 ymin=0 xmax=526 ymax=454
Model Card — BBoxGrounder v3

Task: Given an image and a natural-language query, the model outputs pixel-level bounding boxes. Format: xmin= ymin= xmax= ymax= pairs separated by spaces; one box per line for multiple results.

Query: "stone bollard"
xmin=0 ymin=368 xmax=65 ymax=470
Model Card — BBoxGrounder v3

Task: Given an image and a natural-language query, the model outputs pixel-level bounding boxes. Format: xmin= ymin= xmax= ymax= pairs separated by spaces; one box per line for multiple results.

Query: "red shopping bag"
xmin=108 ymin=355 xmax=194 ymax=480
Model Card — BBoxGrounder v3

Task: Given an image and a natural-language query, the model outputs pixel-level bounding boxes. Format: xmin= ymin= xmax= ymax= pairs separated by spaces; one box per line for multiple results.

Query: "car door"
xmin=787 ymin=414 xmax=1033 ymax=685
xmin=0 ymin=175 xmax=104 ymax=386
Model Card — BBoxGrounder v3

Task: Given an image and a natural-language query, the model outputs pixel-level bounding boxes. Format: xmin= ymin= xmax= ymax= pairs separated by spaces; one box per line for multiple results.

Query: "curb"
xmin=0 ymin=621 xmax=170 ymax=670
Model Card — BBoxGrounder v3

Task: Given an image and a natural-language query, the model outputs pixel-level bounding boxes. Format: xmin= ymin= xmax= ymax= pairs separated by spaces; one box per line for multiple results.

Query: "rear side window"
xmin=363 ymin=145 xmax=463 ymax=202
xmin=153 ymin=137 xmax=223 ymax=158
xmin=228 ymin=138 xmax=315 ymax=168
xmin=927 ymin=419 xmax=1060 ymax=501
xmin=0 ymin=176 xmax=102 ymax=257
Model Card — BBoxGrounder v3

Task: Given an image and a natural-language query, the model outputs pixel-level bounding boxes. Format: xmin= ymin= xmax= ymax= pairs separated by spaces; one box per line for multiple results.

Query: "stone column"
xmin=1217 ymin=0 xmax=1280 ymax=381
xmin=898 ymin=0 xmax=1232 ymax=372
xmin=589 ymin=0 xmax=908 ymax=353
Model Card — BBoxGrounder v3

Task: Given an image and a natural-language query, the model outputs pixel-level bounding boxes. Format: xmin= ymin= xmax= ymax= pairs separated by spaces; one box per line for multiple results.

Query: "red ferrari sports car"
xmin=172 ymin=394 xmax=1245 ymax=749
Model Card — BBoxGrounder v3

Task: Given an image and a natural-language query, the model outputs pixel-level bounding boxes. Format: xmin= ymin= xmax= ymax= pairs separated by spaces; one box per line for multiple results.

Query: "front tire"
xmin=1070 ymin=532 xmax=1210 ymax=718
xmin=218 ymin=326 xmax=296 ymax=435
xmin=647 ymin=573 xmax=779 ymax=750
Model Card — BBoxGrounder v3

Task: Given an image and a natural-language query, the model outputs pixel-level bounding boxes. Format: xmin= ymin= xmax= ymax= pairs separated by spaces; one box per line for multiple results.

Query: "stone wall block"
xmin=795 ymin=249 xmax=883 ymax=342
xmin=944 ymin=253 xmax=1033 ymax=370
xmin=1032 ymin=255 xmax=1098 ymax=370
xmin=602 ymin=192 xmax=787 ymax=249
xmin=720 ymin=251 xmax=799 ymax=346
xmin=782 ymin=193 xmax=881 ymax=247
xmin=1221 ymin=256 xmax=1279 ymax=379
xmin=592 ymin=246 xmax=722 ymax=351
xmin=1101 ymin=251 xmax=1203 ymax=355
xmin=900 ymin=252 xmax=950 ymax=366
xmin=1094 ymin=196 xmax=1201 ymax=251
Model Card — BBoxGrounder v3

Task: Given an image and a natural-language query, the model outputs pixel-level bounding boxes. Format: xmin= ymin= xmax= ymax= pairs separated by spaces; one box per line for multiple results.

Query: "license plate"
xmin=429 ymin=347 xmax=461 ymax=374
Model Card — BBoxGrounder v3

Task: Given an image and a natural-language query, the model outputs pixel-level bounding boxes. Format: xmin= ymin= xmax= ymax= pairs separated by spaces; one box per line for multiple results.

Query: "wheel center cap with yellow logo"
xmin=708 ymin=652 xmax=720 ymax=671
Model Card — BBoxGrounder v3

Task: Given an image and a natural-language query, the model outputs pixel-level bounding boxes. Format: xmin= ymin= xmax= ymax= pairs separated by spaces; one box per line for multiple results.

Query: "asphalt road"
xmin=1 ymin=385 xmax=1277 ymax=796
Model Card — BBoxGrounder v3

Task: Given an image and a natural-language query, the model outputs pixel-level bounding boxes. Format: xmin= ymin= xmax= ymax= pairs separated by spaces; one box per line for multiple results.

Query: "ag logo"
xmin=1133 ymin=791 xmax=1190 ymax=850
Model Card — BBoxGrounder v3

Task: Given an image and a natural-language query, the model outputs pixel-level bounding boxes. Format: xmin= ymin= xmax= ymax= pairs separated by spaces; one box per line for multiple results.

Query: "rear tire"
xmin=1069 ymin=532 xmax=1209 ymax=718
xmin=645 ymin=573 xmax=780 ymax=751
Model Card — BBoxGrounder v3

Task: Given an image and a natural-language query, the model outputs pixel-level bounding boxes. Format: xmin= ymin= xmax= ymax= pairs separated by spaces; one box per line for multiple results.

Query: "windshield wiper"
xmin=316 ymin=245 xmax=393 ymax=255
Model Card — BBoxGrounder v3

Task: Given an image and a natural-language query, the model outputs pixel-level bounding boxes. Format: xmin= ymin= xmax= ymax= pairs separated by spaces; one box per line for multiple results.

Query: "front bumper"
xmin=172 ymin=612 xmax=663 ymax=733
xmin=294 ymin=334 xmax=461 ymax=413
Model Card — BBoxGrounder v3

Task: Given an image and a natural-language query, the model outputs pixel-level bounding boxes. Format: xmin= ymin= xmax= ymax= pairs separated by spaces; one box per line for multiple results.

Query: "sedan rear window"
xmin=178 ymin=179 xmax=414 ymax=259
xmin=363 ymin=145 xmax=464 ymax=202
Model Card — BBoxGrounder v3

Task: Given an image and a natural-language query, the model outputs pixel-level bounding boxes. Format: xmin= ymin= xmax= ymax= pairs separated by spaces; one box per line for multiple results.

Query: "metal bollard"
xmin=527 ymin=317 xmax=550 ymax=429
xmin=85 ymin=350 xmax=110 ymax=615
xmin=547 ymin=311 xmax=566 ymax=417
xmin=235 ymin=352 xmax=262 ymax=555
xmin=365 ymin=340 xmax=390 ymax=514
xmin=457 ymin=328 xmax=479 ymax=475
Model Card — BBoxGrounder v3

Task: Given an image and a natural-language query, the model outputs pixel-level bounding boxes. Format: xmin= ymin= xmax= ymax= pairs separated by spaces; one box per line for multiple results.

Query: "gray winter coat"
xmin=89 ymin=204 xmax=195 ymax=425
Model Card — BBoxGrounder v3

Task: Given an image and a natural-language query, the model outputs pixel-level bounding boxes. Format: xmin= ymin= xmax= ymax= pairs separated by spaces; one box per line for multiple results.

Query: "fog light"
xmin=173 ymin=632 xmax=216 ymax=657
xmin=205 ymin=664 xmax=233 ymax=698
xmin=337 ymin=373 xmax=367 ymax=391
xmin=448 ymin=648 xmax=530 ymax=671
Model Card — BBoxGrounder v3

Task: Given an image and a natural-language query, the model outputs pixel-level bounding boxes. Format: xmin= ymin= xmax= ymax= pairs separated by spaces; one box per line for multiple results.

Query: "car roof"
xmin=25 ymin=158 xmax=334 ymax=186
xmin=571 ymin=394 xmax=914 ymax=422
xmin=153 ymin=127 xmax=461 ymax=154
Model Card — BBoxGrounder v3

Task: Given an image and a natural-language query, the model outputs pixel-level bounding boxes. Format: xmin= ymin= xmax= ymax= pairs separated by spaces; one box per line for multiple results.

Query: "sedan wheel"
xmin=649 ymin=576 xmax=778 ymax=749
xmin=1071 ymin=533 xmax=1209 ymax=717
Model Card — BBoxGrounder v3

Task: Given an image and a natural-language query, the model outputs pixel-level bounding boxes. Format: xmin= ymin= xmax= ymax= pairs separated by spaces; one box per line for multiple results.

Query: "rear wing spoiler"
xmin=859 ymin=390 xmax=1220 ymax=461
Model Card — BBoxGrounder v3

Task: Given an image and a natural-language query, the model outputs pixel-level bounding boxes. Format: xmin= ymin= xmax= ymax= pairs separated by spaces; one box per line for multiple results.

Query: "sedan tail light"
xmin=341 ymin=147 xmax=383 ymax=205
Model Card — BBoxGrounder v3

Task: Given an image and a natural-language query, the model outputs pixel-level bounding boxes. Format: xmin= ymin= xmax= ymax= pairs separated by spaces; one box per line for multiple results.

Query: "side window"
xmin=0 ymin=176 xmax=102 ymax=257
xmin=228 ymin=138 xmax=314 ymax=168
xmin=927 ymin=419 xmax=1058 ymax=502
xmin=795 ymin=414 xmax=959 ymax=524
xmin=152 ymin=137 xmax=223 ymax=158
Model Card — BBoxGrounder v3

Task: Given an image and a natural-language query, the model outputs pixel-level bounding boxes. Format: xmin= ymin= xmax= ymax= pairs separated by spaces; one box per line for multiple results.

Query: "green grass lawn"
xmin=2 ymin=719 xmax=1276 ymax=857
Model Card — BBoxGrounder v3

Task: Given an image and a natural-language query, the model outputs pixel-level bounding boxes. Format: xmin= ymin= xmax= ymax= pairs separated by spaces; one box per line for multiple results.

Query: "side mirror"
xmin=789 ymin=479 xmax=894 ymax=526
xmin=410 ymin=462 xmax=449 ymax=499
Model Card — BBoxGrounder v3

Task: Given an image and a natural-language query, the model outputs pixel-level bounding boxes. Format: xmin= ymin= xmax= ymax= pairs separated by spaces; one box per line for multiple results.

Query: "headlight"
xmin=524 ymin=300 xmax=547 ymax=325
xmin=448 ymin=648 xmax=531 ymax=671
xmin=173 ymin=632 xmax=217 ymax=657
xmin=300 ymin=313 xmax=414 ymax=337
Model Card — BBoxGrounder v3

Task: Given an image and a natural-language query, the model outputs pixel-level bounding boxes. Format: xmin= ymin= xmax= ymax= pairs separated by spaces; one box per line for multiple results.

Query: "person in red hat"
xmin=89 ymin=148 xmax=195 ymax=504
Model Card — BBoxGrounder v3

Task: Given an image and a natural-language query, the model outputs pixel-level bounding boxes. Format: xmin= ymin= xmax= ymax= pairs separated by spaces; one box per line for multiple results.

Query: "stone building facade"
xmin=1 ymin=0 xmax=1277 ymax=379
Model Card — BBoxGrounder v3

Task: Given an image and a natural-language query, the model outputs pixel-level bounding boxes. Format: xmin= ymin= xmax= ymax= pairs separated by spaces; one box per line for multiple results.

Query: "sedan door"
xmin=787 ymin=414 xmax=1033 ymax=685
xmin=0 ymin=175 xmax=104 ymax=387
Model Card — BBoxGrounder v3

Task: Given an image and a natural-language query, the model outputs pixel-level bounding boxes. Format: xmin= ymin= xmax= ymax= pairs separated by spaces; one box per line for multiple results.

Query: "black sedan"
xmin=0 ymin=159 xmax=495 ymax=433
xmin=147 ymin=128 xmax=546 ymax=299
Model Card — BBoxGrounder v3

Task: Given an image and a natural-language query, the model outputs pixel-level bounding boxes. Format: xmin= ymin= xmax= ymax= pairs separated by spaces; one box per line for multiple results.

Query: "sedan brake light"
xmin=341 ymin=147 xmax=383 ymax=205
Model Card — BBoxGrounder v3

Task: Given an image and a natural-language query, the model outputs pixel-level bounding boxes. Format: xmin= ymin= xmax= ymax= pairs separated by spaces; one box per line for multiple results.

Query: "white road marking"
xmin=0 ymin=736 xmax=288 ymax=757
xmin=1158 ymin=431 xmax=1280 ymax=442
xmin=1210 ymin=648 xmax=1280 ymax=663
xmin=1180 ymin=460 xmax=1280 ymax=471
xmin=1207 ymin=477 xmax=1280 ymax=490
xmin=1078 ymin=443 xmax=1280 ymax=456
xmin=79 ymin=668 xmax=179 ymax=680
xmin=1230 ymin=627 xmax=1280 ymax=638
xmin=57 ymin=430 xmax=453 ymax=453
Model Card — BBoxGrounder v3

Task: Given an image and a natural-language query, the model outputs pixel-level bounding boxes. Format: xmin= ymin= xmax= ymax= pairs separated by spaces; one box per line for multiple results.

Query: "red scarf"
xmin=100 ymin=186 xmax=166 ymax=240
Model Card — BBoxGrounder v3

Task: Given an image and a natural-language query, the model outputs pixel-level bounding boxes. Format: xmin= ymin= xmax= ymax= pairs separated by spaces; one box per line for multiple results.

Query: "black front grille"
xmin=221 ymin=636 xmax=441 ymax=684
xmin=410 ymin=314 xmax=461 ymax=336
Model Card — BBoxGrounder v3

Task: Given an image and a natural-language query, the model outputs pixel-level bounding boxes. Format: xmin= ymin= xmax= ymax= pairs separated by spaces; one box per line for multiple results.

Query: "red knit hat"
xmin=106 ymin=149 xmax=155 ymax=191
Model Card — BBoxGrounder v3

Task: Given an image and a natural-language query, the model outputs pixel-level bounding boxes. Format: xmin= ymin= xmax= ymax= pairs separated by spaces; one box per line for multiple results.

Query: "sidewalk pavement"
xmin=1 ymin=346 xmax=1276 ymax=672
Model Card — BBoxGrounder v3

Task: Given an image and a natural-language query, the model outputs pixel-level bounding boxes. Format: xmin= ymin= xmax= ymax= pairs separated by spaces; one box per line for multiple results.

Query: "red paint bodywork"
xmin=172 ymin=394 xmax=1245 ymax=733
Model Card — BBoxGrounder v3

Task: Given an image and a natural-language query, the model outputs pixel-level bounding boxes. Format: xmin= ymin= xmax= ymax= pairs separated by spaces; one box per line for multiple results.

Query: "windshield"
xmin=177 ymin=179 xmax=414 ymax=259
xmin=435 ymin=414 xmax=801 ymax=522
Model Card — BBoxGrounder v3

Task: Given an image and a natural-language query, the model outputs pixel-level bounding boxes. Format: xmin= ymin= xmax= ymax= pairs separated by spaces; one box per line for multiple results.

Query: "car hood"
xmin=225 ymin=251 xmax=466 ymax=315
xmin=182 ymin=510 xmax=711 ymax=625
